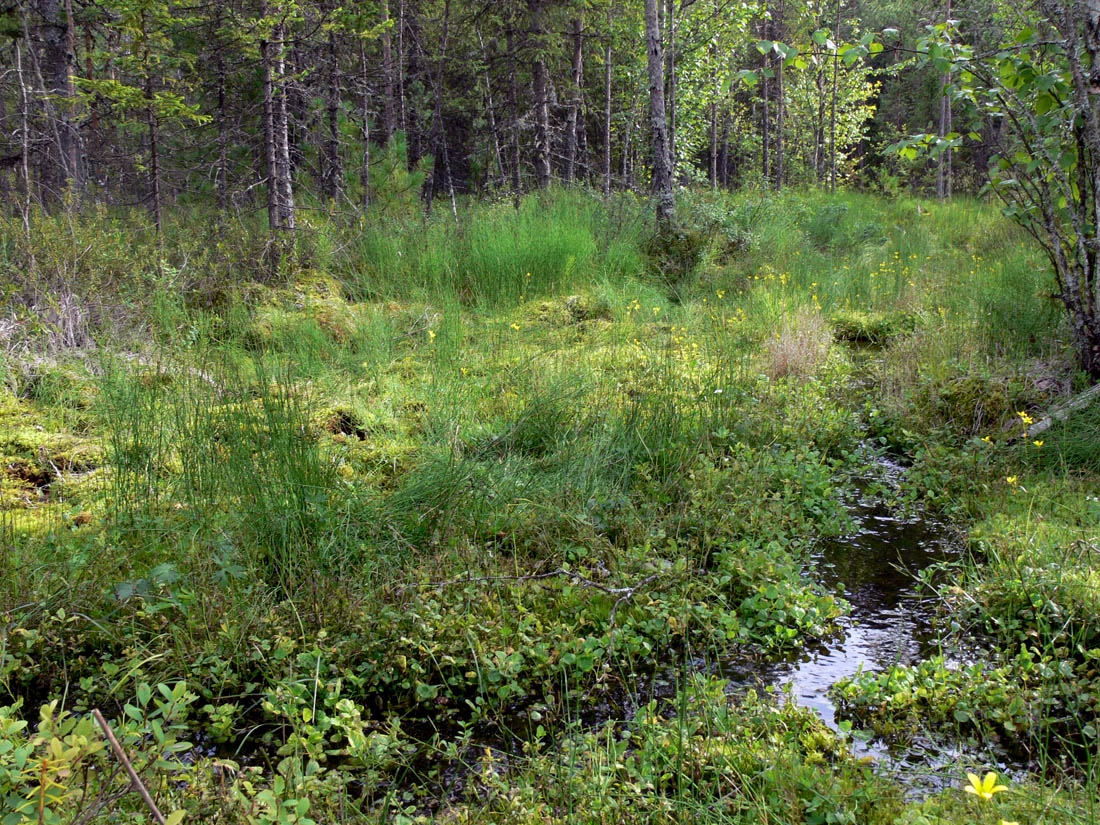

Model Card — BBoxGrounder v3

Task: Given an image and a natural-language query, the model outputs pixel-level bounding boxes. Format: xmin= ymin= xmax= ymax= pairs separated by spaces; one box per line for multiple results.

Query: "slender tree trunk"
xmin=607 ymin=23 xmax=616 ymax=198
xmin=216 ymin=19 xmax=229 ymax=210
xmin=427 ymin=0 xmax=457 ymax=219
xmin=710 ymin=98 xmax=718 ymax=189
xmin=406 ymin=2 xmax=422 ymax=165
xmin=565 ymin=14 xmax=584 ymax=184
xmin=937 ymin=0 xmax=952 ymax=199
xmin=530 ymin=0 xmax=552 ymax=188
xmin=761 ymin=77 xmax=770 ymax=183
xmin=829 ymin=0 xmax=841 ymax=190
xmin=275 ymin=22 xmax=295 ymax=229
xmin=34 ymin=0 xmax=75 ymax=205
xmin=775 ymin=0 xmax=785 ymax=192
xmin=665 ymin=0 xmax=676 ymax=180
xmin=260 ymin=9 xmax=279 ymax=231
xmin=360 ymin=40 xmax=371 ymax=211
xmin=381 ymin=0 xmax=396 ymax=140
xmin=508 ymin=19 xmax=522 ymax=199
xmin=84 ymin=24 xmax=98 ymax=186
xmin=623 ymin=65 xmax=639 ymax=189
xmin=398 ymin=0 xmax=407 ymax=136
xmin=719 ymin=108 xmax=730 ymax=187
xmin=644 ymin=0 xmax=674 ymax=227
xmin=476 ymin=26 xmax=506 ymax=188
xmin=16 ymin=40 xmax=36 ymax=274
xmin=324 ymin=30 xmax=342 ymax=202
xmin=140 ymin=10 xmax=162 ymax=235
xmin=63 ymin=0 xmax=80 ymax=195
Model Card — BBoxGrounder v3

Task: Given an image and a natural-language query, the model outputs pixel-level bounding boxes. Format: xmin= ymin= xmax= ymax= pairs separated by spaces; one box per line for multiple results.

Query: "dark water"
xmin=446 ymin=461 xmax=1031 ymax=800
xmin=721 ymin=473 xmax=951 ymax=737
xmin=709 ymin=466 xmax=1031 ymax=792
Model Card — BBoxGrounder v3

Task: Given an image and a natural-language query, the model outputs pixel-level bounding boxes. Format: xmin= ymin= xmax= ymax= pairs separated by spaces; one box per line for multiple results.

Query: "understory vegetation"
xmin=2 ymin=188 xmax=1099 ymax=823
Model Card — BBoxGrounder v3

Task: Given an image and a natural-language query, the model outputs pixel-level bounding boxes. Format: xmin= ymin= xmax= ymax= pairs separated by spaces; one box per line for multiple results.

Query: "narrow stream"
xmin=711 ymin=462 xmax=1029 ymax=792
xmin=402 ymin=460 xmax=1032 ymax=804
xmin=463 ymin=461 xmax=1026 ymax=795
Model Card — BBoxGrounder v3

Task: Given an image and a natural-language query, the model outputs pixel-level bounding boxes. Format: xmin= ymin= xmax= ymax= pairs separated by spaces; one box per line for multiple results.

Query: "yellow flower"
xmin=653 ymin=306 xmax=661 ymax=316
xmin=1033 ymin=440 xmax=1044 ymax=447
xmin=981 ymin=436 xmax=992 ymax=443
xmin=1017 ymin=411 xmax=1035 ymax=426
xmin=510 ymin=322 xmax=521 ymax=331
xmin=1005 ymin=476 xmax=1018 ymax=485
xmin=1000 ymin=821 xmax=1019 ymax=825
xmin=428 ymin=329 xmax=436 ymax=342
xmin=964 ymin=771 xmax=1008 ymax=801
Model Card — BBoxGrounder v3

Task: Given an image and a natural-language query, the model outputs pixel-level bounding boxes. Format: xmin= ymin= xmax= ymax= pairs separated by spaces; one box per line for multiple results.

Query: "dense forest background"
xmin=0 ymin=0 xmax=1007 ymax=220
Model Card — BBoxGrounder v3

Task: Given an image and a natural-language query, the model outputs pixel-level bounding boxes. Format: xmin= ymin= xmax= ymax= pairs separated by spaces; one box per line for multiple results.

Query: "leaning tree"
xmin=904 ymin=0 xmax=1100 ymax=379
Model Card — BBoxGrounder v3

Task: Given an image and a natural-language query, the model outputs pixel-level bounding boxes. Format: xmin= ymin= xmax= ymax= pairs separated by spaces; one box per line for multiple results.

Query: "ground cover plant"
xmin=0 ymin=187 xmax=1098 ymax=823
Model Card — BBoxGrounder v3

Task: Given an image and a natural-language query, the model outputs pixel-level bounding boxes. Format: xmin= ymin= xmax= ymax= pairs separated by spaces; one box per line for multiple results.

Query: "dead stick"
xmin=91 ymin=709 xmax=168 ymax=825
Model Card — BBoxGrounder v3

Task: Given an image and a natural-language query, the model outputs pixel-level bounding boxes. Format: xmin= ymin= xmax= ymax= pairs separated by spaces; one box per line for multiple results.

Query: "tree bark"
xmin=530 ymin=0 xmax=552 ymax=188
xmin=34 ymin=0 xmax=77 ymax=204
xmin=16 ymin=40 xmax=36 ymax=274
xmin=644 ymin=0 xmax=674 ymax=227
xmin=381 ymin=0 xmax=396 ymax=140
xmin=508 ymin=18 xmax=522 ymax=200
xmin=360 ymin=40 xmax=371 ymax=211
xmin=140 ymin=9 xmax=162 ymax=235
xmin=565 ymin=14 xmax=584 ymax=184
xmin=274 ymin=20 xmax=295 ymax=229
xmin=665 ymin=0 xmax=676 ymax=180
xmin=775 ymin=0 xmax=785 ymax=192
xmin=603 ymin=21 xmax=613 ymax=198
xmin=260 ymin=8 xmax=279 ymax=231
xmin=476 ymin=26 xmax=506 ymax=188
xmin=936 ymin=0 xmax=952 ymax=199
xmin=829 ymin=0 xmax=841 ymax=190
xmin=324 ymin=29 xmax=342 ymax=202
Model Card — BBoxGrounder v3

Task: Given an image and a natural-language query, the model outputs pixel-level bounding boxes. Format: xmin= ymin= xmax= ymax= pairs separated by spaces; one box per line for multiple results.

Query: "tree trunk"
xmin=381 ymin=0 xmax=396 ymax=141
xmin=508 ymin=19 xmax=523 ymax=200
xmin=360 ymin=40 xmax=371 ymax=211
xmin=277 ymin=24 xmax=295 ymax=229
xmin=34 ymin=0 xmax=76 ymax=205
xmin=665 ymin=0 xmax=676 ymax=180
xmin=260 ymin=8 xmax=279 ymax=231
xmin=936 ymin=0 xmax=952 ymax=199
xmin=530 ymin=0 xmax=552 ymax=189
xmin=644 ymin=0 xmax=674 ymax=227
xmin=324 ymin=29 xmax=342 ymax=202
xmin=476 ymin=26 xmax=506 ymax=188
xmin=710 ymin=98 xmax=718 ymax=189
xmin=216 ymin=20 xmax=229 ymax=210
xmin=16 ymin=40 xmax=36 ymax=274
xmin=829 ymin=0 xmax=841 ymax=190
xmin=565 ymin=14 xmax=584 ymax=184
xmin=398 ymin=0 xmax=407 ymax=136
xmin=607 ymin=22 xmax=616 ymax=199
xmin=141 ymin=10 xmax=162 ymax=235
xmin=63 ymin=0 xmax=80 ymax=195
xmin=775 ymin=0 xmax=785 ymax=193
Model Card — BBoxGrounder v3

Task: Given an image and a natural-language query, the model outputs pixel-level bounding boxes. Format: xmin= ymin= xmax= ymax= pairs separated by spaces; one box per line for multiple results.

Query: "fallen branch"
xmin=1027 ymin=383 xmax=1100 ymax=437
xmin=91 ymin=709 xmax=168 ymax=825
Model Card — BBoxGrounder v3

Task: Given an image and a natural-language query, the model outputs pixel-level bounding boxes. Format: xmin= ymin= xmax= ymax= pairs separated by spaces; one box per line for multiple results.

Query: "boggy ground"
xmin=1 ymin=189 xmax=1098 ymax=823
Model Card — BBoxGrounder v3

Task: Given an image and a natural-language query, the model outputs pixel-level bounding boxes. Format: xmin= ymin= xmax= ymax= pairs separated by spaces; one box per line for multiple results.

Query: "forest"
xmin=2 ymin=0 xmax=1100 ymax=822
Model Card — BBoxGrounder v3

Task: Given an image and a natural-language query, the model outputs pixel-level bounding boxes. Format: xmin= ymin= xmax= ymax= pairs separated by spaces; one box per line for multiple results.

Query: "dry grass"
xmin=763 ymin=309 xmax=832 ymax=380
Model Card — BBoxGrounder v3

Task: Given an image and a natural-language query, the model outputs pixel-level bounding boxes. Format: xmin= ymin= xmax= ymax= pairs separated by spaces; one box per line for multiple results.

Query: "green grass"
xmin=0 ymin=188 xmax=1097 ymax=823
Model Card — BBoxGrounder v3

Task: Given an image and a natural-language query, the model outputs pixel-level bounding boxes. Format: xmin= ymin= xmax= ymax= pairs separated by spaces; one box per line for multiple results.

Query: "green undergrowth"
xmin=1 ymin=188 xmax=1098 ymax=822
